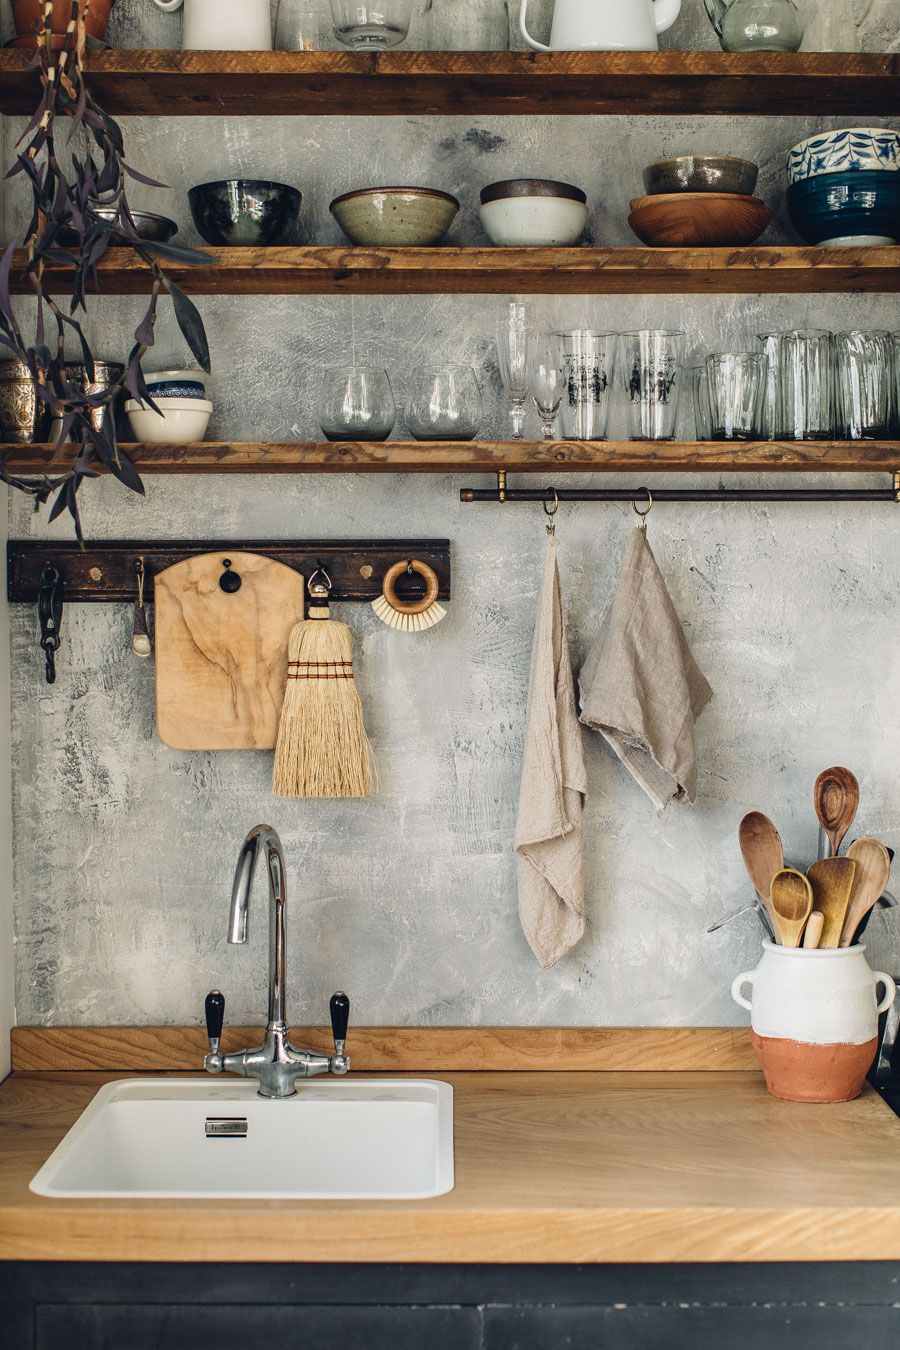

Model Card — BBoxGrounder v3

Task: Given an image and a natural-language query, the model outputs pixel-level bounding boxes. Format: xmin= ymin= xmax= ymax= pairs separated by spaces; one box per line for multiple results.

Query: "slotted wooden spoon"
xmin=807 ymin=856 xmax=857 ymax=948
xmin=770 ymin=868 xmax=814 ymax=947
xmin=813 ymin=766 xmax=859 ymax=857
xmin=840 ymin=839 xmax=892 ymax=947
xmin=739 ymin=811 xmax=784 ymax=930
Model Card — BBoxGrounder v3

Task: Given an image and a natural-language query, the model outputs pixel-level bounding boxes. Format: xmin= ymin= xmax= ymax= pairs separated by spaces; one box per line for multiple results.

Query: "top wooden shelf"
xmin=0 ymin=50 xmax=897 ymax=118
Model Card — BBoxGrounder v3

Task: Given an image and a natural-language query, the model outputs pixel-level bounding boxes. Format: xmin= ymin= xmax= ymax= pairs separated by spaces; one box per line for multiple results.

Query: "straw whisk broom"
xmin=371 ymin=559 xmax=446 ymax=633
xmin=273 ymin=568 xmax=372 ymax=798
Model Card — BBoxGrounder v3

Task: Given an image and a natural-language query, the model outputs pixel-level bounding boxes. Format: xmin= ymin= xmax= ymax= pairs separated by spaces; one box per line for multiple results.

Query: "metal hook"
xmin=543 ymin=488 xmax=559 ymax=534
xmin=38 ymin=566 xmax=62 ymax=685
xmin=632 ymin=487 xmax=653 ymax=528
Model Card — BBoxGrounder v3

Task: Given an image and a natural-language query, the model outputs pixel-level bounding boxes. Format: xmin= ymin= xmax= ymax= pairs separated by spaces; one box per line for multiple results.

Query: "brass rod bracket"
xmin=497 ymin=470 xmax=507 ymax=503
xmin=893 ymin=470 xmax=899 ymax=503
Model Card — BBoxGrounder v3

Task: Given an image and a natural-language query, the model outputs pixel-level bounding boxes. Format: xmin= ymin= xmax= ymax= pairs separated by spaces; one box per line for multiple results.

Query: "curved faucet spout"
xmin=229 ymin=824 xmax=287 ymax=1030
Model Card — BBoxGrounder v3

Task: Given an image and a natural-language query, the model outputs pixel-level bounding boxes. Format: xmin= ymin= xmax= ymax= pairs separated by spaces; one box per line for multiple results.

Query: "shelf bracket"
xmin=497 ymin=470 xmax=507 ymax=503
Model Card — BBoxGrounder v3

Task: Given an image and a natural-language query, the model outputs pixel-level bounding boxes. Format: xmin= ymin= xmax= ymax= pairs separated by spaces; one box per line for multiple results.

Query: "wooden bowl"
xmin=628 ymin=192 xmax=772 ymax=247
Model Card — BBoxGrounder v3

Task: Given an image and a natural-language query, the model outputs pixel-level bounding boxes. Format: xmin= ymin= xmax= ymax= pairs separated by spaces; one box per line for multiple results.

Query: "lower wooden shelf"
xmin=2 ymin=440 xmax=898 ymax=475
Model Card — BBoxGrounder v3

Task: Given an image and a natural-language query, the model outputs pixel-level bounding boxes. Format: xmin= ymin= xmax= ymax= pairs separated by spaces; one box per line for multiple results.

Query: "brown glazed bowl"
xmin=642 ymin=155 xmax=759 ymax=197
xmin=628 ymin=192 xmax=772 ymax=247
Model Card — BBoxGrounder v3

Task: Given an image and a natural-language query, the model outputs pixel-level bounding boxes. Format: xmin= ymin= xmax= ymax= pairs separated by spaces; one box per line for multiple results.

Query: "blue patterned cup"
xmin=787 ymin=127 xmax=900 ymax=185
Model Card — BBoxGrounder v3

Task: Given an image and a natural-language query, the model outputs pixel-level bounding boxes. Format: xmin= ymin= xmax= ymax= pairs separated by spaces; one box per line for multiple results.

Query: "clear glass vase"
xmin=704 ymin=0 xmax=804 ymax=52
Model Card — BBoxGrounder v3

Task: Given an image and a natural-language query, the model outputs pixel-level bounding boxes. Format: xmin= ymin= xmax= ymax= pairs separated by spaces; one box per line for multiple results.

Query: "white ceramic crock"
xmin=152 ymin=0 xmax=273 ymax=52
xmin=732 ymin=941 xmax=896 ymax=1103
xmin=520 ymin=0 xmax=682 ymax=52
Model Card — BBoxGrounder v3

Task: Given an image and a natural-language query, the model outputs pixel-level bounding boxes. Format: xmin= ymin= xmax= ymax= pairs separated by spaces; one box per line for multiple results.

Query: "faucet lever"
xmin=330 ymin=991 xmax=350 ymax=1056
xmin=205 ymin=990 xmax=225 ymax=1055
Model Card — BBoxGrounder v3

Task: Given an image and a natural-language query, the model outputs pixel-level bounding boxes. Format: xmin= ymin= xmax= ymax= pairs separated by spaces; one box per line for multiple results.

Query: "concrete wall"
xmin=0 ymin=485 xmax=13 ymax=1078
xmin=2 ymin=1 xmax=899 ymax=1030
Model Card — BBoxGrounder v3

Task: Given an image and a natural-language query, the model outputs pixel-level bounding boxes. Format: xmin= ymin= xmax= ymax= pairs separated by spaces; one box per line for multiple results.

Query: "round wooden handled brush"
xmin=371 ymin=559 xmax=446 ymax=633
xmin=273 ymin=568 xmax=372 ymax=799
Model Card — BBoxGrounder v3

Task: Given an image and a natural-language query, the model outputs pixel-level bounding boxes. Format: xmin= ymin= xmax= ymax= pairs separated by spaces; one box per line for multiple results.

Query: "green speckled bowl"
xmin=330 ymin=186 xmax=459 ymax=247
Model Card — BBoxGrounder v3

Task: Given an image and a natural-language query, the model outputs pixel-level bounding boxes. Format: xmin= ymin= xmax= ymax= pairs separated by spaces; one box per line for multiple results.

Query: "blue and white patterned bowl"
xmin=787 ymin=127 xmax=900 ymax=184
xmin=145 ymin=380 xmax=207 ymax=400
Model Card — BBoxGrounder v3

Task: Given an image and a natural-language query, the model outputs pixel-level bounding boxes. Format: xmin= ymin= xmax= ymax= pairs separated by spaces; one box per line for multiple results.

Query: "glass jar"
xmin=704 ymin=0 xmax=804 ymax=52
xmin=275 ymin=0 xmax=327 ymax=50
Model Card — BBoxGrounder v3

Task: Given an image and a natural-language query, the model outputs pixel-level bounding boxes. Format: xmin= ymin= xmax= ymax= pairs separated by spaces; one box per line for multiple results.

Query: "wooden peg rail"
xmin=6 ymin=540 xmax=452 ymax=605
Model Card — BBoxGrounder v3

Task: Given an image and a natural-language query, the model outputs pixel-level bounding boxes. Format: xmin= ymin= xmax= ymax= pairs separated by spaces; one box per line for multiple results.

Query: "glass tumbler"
xmin=405 ymin=365 xmax=483 ymax=441
xmin=620 ymin=330 xmax=685 ymax=440
xmin=690 ymin=366 xmax=713 ymax=440
xmin=555 ymin=330 xmax=617 ymax=440
xmin=833 ymin=331 xmax=892 ymax=440
xmin=763 ymin=329 xmax=833 ymax=440
xmin=330 ymin=0 xmax=414 ymax=48
xmin=276 ymin=0 xmax=326 ymax=48
xmin=705 ymin=353 xmax=768 ymax=440
xmin=319 ymin=367 xmax=396 ymax=441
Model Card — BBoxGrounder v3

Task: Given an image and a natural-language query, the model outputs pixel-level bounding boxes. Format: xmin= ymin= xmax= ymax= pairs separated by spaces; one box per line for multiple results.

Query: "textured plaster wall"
xmin=2 ymin=1 xmax=899 ymax=1029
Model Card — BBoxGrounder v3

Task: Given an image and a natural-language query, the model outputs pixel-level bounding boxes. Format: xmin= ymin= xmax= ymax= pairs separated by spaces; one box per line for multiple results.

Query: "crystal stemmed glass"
xmin=530 ymin=342 xmax=566 ymax=439
xmin=496 ymin=298 xmax=533 ymax=440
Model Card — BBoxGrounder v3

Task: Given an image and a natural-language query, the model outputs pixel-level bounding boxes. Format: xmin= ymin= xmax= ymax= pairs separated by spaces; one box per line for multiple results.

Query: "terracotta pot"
xmin=11 ymin=0 xmax=114 ymax=45
xmin=732 ymin=941 xmax=896 ymax=1103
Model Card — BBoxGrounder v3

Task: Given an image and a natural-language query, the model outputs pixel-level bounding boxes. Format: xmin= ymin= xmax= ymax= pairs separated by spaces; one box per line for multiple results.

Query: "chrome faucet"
xmin=203 ymin=824 xmax=351 ymax=1098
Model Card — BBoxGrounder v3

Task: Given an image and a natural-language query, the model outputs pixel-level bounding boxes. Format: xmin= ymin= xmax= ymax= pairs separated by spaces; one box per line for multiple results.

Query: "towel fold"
xmin=515 ymin=533 xmax=587 ymax=970
xmin=579 ymin=526 xmax=713 ymax=811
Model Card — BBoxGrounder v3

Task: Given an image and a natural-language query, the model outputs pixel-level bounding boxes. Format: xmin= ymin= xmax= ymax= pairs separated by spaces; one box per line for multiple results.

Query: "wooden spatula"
xmin=739 ymin=811 xmax=784 ymax=930
xmin=807 ymin=857 xmax=857 ymax=948
xmin=813 ymin=766 xmax=859 ymax=857
xmin=803 ymin=911 xmax=824 ymax=949
xmin=840 ymin=839 xmax=892 ymax=947
xmin=769 ymin=869 xmax=813 ymax=947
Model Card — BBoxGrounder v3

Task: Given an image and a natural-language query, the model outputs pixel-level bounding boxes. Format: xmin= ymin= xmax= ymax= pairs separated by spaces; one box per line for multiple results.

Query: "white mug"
xmin=152 ymin=0 xmax=274 ymax=52
xmin=519 ymin=0 xmax=682 ymax=52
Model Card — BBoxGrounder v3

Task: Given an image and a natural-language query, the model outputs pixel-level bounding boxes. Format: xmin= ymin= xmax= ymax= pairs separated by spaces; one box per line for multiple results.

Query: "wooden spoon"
xmin=738 ymin=811 xmax=784 ymax=929
xmin=813 ymin=766 xmax=859 ymax=857
xmin=807 ymin=857 xmax=857 ymax=948
xmin=803 ymin=911 xmax=824 ymax=949
xmin=840 ymin=838 xmax=892 ymax=947
xmin=769 ymin=868 xmax=813 ymax=947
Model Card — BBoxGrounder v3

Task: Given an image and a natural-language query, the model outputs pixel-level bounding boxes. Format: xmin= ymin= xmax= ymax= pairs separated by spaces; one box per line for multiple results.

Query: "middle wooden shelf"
xmin=13 ymin=245 xmax=900 ymax=297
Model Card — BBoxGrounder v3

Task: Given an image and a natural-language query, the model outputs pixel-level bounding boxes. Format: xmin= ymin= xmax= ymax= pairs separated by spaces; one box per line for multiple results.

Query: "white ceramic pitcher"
xmin=152 ymin=0 xmax=273 ymax=52
xmin=519 ymin=0 xmax=682 ymax=51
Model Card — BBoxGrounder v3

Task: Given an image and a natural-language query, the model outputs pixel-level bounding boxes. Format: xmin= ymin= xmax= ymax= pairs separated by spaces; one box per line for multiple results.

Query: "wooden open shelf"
xmin=0 ymin=50 xmax=897 ymax=118
xmin=14 ymin=245 xmax=900 ymax=296
xmin=2 ymin=440 xmax=897 ymax=476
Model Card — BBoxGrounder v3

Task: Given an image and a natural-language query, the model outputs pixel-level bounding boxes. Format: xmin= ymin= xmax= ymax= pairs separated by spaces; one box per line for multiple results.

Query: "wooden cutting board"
xmin=154 ymin=551 xmax=304 ymax=750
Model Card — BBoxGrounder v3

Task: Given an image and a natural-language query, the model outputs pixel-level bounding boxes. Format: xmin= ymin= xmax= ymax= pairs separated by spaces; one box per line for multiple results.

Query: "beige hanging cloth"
xmin=515 ymin=529 xmax=587 ymax=970
xmin=579 ymin=523 xmax=713 ymax=811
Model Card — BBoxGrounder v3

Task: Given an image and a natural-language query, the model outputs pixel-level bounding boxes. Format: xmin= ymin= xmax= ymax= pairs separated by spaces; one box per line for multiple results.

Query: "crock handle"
xmin=519 ymin=0 xmax=552 ymax=52
xmin=874 ymin=972 xmax=897 ymax=1015
xmin=730 ymin=970 xmax=756 ymax=1012
xmin=151 ymin=0 xmax=184 ymax=13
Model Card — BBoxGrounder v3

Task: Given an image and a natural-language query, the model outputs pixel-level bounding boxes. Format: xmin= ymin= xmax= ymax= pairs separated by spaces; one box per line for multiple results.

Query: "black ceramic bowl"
xmin=58 ymin=208 xmax=178 ymax=247
xmin=785 ymin=170 xmax=900 ymax=246
xmin=188 ymin=180 xmax=302 ymax=247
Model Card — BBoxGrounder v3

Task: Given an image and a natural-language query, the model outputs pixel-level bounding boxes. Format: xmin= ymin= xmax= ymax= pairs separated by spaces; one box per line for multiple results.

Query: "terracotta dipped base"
xmin=751 ymin=1030 xmax=877 ymax=1103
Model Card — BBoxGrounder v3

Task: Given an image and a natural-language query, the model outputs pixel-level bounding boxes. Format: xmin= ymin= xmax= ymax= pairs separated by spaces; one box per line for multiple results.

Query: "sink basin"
xmin=30 ymin=1078 xmax=454 ymax=1200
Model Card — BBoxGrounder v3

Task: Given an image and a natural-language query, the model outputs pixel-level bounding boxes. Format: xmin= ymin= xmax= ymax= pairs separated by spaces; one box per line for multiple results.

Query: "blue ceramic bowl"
xmin=188 ymin=180 xmax=302 ymax=247
xmin=787 ymin=127 xmax=900 ymax=184
xmin=786 ymin=170 xmax=900 ymax=246
xmin=145 ymin=380 xmax=207 ymax=400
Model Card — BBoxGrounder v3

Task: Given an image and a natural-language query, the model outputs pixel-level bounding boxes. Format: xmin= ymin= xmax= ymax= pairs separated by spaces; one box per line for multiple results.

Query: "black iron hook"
xmin=38 ymin=566 xmax=63 ymax=685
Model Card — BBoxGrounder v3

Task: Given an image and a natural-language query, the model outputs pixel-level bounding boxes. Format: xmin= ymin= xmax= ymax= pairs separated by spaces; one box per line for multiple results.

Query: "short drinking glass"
xmin=555 ymin=330 xmax=617 ymax=440
xmin=621 ymin=330 xmax=685 ymax=440
xmin=763 ymin=329 xmax=833 ymax=440
xmin=833 ymin=331 xmax=892 ymax=440
xmin=705 ymin=352 xmax=768 ymax=440
xmin=690 ymin=365 xmax=713 ymax=439
xmin=405 ymin=365 xmax=483 ymax=441
xmin=330 ymin=0 xmax=414 ymax=48
xmin=319 ymin=367 xmax=396 ymax=441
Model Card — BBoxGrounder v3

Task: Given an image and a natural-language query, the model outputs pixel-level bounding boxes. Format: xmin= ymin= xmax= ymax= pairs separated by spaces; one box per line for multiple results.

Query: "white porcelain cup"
xmin=732 ymin=941 xmax=895 ymax=1103
xmin=152 ymin=0 xmax=273 ymax=52
xmin=519 ymin=0 xmax=682 ymax=52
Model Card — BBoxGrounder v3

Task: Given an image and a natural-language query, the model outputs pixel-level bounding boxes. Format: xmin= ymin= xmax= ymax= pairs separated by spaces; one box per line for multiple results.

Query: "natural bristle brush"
xmin=372 ymin=559 xmax=446 ymax=633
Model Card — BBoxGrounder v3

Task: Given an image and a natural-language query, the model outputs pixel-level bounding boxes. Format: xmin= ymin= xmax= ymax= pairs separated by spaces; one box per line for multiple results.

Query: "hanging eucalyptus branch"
xmin=0 ymin=0 xmax=212 ymax=537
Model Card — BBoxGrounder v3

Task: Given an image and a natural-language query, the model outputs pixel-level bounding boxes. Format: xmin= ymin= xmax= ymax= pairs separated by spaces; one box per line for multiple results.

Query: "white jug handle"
xmin=731 ymin=970 xmax=755 ymax=1012
xmin=874 ymin=972 xmax=897 ymax=1015
xmin=653 ymin=0 xmax=683 ymax=35
xmin=152 ymin=0 xmax=184 ymax=13
xmin=519 ymin=0 xmax=552 ymax=53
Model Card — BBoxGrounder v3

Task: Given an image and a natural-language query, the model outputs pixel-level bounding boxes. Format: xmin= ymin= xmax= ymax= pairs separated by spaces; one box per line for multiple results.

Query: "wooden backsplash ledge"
xmin=11 ymin=1025 xmax=757 ymax=1074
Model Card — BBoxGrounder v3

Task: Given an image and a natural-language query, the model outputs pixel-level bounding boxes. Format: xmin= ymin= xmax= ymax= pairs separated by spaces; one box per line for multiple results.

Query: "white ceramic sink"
xmin=30 ymin=1078 xmax=454 ymax=1200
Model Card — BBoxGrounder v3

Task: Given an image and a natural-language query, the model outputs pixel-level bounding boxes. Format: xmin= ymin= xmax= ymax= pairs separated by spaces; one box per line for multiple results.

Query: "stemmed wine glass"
xmin=496 ymin=297 xmax=533 ymax=440
xmin=530 ymin=341 xmax=566 ymax=439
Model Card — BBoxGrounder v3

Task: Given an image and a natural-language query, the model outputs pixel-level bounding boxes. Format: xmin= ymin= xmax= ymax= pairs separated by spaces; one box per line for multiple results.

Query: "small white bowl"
xmin=125 ymin=397 xmax=213 ymax=443
xmin=479 ymin=179 xmax=589 ymax=247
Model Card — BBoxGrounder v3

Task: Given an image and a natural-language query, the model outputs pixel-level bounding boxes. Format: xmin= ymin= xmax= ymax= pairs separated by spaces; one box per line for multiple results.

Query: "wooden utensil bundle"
xmin=737 ymin=765 xmax=893 ymax=949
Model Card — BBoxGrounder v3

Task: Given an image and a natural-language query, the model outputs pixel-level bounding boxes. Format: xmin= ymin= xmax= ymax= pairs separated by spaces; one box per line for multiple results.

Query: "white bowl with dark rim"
xmin=479 ymin=179 xmax=588 ymax=247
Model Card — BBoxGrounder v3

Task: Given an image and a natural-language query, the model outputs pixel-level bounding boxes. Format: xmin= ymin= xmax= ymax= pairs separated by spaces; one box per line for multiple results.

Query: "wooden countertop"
xmin=1 ymin=1068 xmax=899 ymax=1264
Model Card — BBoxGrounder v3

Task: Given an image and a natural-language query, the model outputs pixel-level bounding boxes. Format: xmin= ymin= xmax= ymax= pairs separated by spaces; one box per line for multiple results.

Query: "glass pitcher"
xmin=704 ymin=0 xmax=804 ymax=52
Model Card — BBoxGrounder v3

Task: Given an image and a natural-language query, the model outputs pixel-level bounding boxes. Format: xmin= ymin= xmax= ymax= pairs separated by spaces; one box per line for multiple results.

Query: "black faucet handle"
xmin=330 ymin=992 xmax=350 ymax=1052
xmin=205 ymin=990 xmax=225 ymax=1049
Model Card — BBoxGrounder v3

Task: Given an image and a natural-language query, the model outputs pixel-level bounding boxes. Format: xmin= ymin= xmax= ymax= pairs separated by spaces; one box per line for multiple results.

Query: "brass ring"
xmin=382 ymin=558 xmax=440 ymax=616
xmin=543 ymin=489 xmax=559 ymax=518
xmin=632 ymin=488 xmax=653 ymax=520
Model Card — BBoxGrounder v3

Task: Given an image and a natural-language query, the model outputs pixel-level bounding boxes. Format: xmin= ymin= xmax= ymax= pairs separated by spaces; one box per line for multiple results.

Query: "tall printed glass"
xmin=554 ymin=330 xmax=617 ymax=440
xmin=620 ymin=330 xmax=686 ymax=440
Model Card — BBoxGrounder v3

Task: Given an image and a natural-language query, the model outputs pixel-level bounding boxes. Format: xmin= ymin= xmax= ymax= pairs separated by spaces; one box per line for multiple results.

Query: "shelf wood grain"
xmin=0 ymin=50 xmax=897 ymax=118
xmin=11 ymin=245 xmax=900 ymax=296
xmin=3 ymin=440 xmax=898 ymax=476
